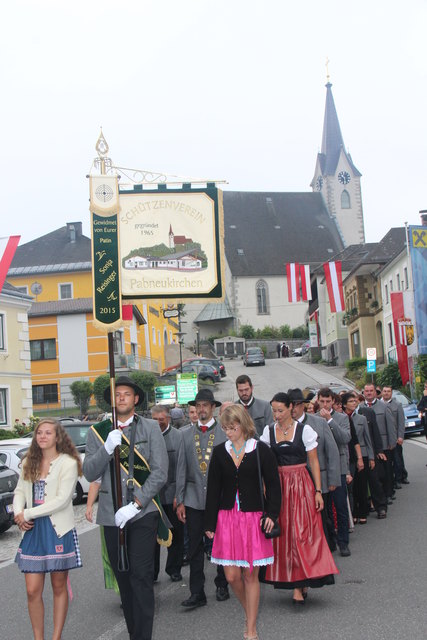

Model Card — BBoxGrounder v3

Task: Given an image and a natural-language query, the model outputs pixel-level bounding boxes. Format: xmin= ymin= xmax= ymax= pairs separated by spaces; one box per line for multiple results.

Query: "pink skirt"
xmin=211 ymin=502 xmax=274 ymax=571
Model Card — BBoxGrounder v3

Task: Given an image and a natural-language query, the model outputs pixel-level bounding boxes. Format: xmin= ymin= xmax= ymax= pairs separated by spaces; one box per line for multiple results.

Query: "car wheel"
xmin=73 ymin=481 xmax=84 ymax=505
xmin=0 ymin=521 xmax=13 ymax=534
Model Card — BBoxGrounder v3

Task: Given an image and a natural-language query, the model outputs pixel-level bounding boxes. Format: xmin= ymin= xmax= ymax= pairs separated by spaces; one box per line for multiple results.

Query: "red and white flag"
xmin=398 ymin=322 xmax=408 ymax=346
xmin=0 ymin=236 xmax=20 ymax=293
xmin=300 ymin=264 xmax=312 ymax=301
xmin=286 ymin=263 xmax=300 ymax=302
xmin=323 ymin=260 xmax=345 ymax=312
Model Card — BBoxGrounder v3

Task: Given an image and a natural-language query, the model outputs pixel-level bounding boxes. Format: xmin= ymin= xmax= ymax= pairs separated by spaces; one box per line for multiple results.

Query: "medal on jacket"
xmin=194 ymin=430 xmax=215 ymax=474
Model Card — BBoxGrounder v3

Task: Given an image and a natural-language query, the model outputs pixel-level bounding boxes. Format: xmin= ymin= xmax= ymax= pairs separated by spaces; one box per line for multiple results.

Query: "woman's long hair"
xmin=23 ymin=418 xmax=83 ymax=482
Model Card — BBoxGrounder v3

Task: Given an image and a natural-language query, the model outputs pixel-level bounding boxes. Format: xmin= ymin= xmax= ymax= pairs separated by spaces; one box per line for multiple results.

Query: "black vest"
xmin=270 ymin=422 xmax=307 ymax=466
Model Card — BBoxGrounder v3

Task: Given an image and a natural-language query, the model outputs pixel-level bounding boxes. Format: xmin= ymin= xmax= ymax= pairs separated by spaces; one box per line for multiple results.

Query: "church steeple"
xmin=311 ymin=79 xmax=365 ymax=245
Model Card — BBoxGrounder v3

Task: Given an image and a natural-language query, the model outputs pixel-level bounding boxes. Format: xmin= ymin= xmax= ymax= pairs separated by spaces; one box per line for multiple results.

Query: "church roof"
xmin=318 ymin=83 xmax=361 ymax=178
xmin=223 ymin=191 xmax=344 ymax=277
xmin=8 ymin=222 xmax=91 ymax=275
xmin=194 ymin=297 xmax=235 ymax=323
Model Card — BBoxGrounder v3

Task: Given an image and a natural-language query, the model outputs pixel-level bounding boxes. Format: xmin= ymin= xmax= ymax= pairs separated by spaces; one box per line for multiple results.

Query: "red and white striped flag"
xmin=300 ymin=264 xmax=312 ymax=301
xmin=0 ymin=236 xmax=20 ymax=293
xmin=286 ymin=263 xmax=300 ymax=302
xmin=323 ymin=260 xmax=345 ymax=312
xmin=398 ymin=323 xmax=408 ymax=346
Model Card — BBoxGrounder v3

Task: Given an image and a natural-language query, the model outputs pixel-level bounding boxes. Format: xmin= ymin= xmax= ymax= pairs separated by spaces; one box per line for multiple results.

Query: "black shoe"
xmin=369 ymin=505 xmax=375 ymax=513
xmin=387 ymin=499 xmax=393 ymax=505
xmin=377 ymin=510 xmax=387 ymax=519
xmin=153 ymin=575 xmax=158 ymax=583
xmin=401 ymin=479 xmax=410 ymax=484
xmin=216 ymin=586 xmax=230 ymax=602
xmin=181 ymin=594 xmax=207 ymax=609
xmin=182 ymin=554 xmax=190 ymax=566
xmin=394 ymin=483 xmax=402 ymax=490
xmin=169 ymin=573 xmax=183 ymax=582
xmin=339 ymin=545 xmax=351 ymax=557
xmin=292 ymin=598 xmax=305 ymax=606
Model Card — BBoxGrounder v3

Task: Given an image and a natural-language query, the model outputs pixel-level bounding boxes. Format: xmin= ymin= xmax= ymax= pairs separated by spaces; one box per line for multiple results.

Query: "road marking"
xmin=95 ymin=620 xmax=127 ymax=639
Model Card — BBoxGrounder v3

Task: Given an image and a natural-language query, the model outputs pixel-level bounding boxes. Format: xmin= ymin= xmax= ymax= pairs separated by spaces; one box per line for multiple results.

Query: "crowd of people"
xmin=12 ymin=373 xmax=423 ymax=640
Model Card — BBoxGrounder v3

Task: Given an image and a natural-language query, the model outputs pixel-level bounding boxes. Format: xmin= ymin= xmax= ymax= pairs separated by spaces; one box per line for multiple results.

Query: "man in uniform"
xmin=83 ymin=376 xmax=168 ymax=640
xmin=317 ymin=387 xmax=352 ymax=557
xmin=381 ymin=385 xmax=409 ymax=487
xmin=176 ymin=389 xmax=229 ymax=608
xmin=151 ymin=404 xmax=184 ymax=583
xmin=235 ymin=374 xmax=273 ymax=436
xmin=288 ymin=388 xmax=340 ymax=550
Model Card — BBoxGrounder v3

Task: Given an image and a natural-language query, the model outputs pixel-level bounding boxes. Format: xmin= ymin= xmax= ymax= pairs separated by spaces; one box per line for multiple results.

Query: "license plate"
xmin=6 ymin=504 xmax=13 ymax=514
xmin=406 ymin=421 xmax=416 ymax=427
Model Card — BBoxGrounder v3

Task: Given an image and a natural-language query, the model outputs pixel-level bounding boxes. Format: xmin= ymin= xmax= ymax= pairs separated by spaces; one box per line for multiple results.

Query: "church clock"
xmin=338 ymin=171 xmax=351 ymax=185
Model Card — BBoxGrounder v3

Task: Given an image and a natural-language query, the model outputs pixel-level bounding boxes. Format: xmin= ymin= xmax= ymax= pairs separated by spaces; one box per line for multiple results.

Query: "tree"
xmin=279 ymin=324 xmax=292 ymax=338
xmin=93 ymin=372 xmax=158 ymax=412
xmin=292 ymin=325 xmax=309 ymax=339
xmin=70 ymin=380 xmax=93 ymax=415
xmin=240 ymin=324 xmax=255 ymax=339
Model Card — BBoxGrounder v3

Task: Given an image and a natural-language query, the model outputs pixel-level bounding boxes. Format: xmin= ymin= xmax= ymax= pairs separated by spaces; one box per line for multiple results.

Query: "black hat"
xmin=103 ymin=376 xmax=145 ymax=406
xmin=188 ymin=388 xmax=221 ymax=407
xmin=287 ymin=388 xmax=306 ymax=404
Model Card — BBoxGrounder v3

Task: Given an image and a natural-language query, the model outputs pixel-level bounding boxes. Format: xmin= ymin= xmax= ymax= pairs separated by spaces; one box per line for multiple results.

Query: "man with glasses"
xmin=176 ymin=389 xmax=229 ymax=608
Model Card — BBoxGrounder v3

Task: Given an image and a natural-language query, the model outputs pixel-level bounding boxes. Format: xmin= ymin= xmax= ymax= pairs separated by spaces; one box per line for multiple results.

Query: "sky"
xmin=1 ymin=0 xmax=426 ymax=246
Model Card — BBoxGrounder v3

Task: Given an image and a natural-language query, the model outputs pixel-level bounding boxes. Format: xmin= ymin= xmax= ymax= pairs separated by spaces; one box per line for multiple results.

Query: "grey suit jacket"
xmin=83 ymin=415 xmax=168 ymax=527
xmin=318 ymin=409 xmax=351 ymax=475
xmin=352 ymin=413 xmax=374 ymax=460
xmin=160 ymin=425 xmax=182 ymax=505
xmin=385 ymin=398 xmax=405 ymax=440
xmin=360 ymin=400 xmax=397 ymax=449
xmin=176 ymin=421 xmax=227 ymax=510
xmin=237 ymin=397 xmax=273 ymax=436
xmin=304 ymin=413 xmax=341 ymax=493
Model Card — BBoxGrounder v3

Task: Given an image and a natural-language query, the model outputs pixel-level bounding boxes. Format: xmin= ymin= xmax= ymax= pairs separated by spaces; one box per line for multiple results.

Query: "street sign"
xmin=367 ymin=360 xmax=376 ymax=373
xmin=163 ymin=309 xmax=179 ymax=318
xmin=154 ymin=385 xmax=176 ymax=405
xmin=366 ymin=347 xmax=377 ymax=360
xmin=177 ymin=373 xmax=198 ymax=404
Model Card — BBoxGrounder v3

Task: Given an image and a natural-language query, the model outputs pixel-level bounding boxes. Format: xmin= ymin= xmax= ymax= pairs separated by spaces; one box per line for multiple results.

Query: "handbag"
xmin=255 ymin=444 xmax=280 ymax=539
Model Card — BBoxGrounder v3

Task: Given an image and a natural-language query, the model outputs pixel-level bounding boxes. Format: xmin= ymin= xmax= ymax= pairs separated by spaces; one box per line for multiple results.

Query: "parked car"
xmin=0 ymin=438 xmax=32 ymax=474
xmin=392 ymin=390 xmax=423 ymax=437
xmin=0 ymin=464 xmax=19 ymax=533
xmin=243 ymin=347 xmax=265 ymax=367
xmin=160 ymin=363 xmax=221 ymax=384
xmin=163 ymin=357 xmax=226 ymax=378
xmin=61 ymin=422 xmax=93 ymax=504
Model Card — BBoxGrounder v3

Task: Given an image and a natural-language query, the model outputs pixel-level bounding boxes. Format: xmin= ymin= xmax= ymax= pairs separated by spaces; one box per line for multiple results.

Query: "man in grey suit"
xmin=381 ymin=385 xmax=408 ymax=488
xmin=235 ymin=374 xmax=273 ymax=436
xmin=176 ymin=389 xmax=229 ymax=608
xmin=361 ymin=383 xmax=397 ymax=502
xmin=151 ymin=405 xmax=184 ymax=583
xmin=289 ymin=388 xmax=340 ymax=550
xmin=83 ymin=376 xmax=168 ymax=640
xmin=317 ymin=387 xmax=352 ymax=557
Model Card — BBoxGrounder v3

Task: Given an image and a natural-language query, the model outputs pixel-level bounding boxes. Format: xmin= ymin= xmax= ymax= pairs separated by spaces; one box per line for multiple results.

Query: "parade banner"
xmin=90 ymin=175 xmax=123 ymax=331
xmin=409 ymin=225 xmax=427 ymax=354
xmin=390 ymin=292 xmax=409 ymax=385
xmin=118 ymin=185 xmax=224 ymax=302
xmin=323 ymin=260 xmax=345 ymax=313
xmin=286 ymin=263 xmax=300 ymax=302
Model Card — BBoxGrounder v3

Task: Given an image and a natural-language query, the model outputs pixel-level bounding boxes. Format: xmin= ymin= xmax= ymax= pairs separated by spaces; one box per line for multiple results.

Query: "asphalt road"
xmin=2 ymin=358 xmax=427 ymax=640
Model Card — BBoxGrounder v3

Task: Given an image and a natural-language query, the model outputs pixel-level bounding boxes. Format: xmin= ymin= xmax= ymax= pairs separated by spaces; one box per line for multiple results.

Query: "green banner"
xmin=154 ymin=385 xmax=177 ymax=404
xmin=91 ymin=213 xmax=122 ymax=328
xmin=177 ymin=373 xmax=198 ymax=404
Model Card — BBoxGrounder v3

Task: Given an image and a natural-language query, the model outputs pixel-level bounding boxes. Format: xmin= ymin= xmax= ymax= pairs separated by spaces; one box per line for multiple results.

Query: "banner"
xmin=390 ymin=292 xmax=409 ymax=385
xmin=409 ymin=225 xmax=427 ymax=354
xmin=91 ymin=213 xmax=123 ymax=330
xmin=89 ymin=175 xmax=120 ymax=216
xmin=300 ymin=264 xmax=312 ymax=301
xmin=0 ymin=236 xmax=20 ymax=293
xmin=286 ymin=263 xmax=300 ymax=302
xmin=323 ymin=260 xmax=345 ymax=313
xmin=118 ymin=185 xmax=224 ymax=302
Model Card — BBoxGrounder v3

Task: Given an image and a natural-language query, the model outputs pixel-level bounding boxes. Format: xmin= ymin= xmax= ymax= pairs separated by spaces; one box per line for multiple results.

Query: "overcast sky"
xmin=2 ymin=1 xmax=426 ymax=246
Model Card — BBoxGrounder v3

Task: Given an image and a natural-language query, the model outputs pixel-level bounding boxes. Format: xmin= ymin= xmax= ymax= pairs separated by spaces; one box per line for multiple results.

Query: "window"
xmin=112 ymin=331 xmax=124 ymax=354
xmin=384 ymin=284 xmax=389 ymax=304
xmin=0 ymin=388 xmax=8 ymax=425
xmin=32 ymin=384 xmax=58 ymax=404
xmin=30 ymin=339 xmax=56 ymax=361
xmin=158 ymin=330 xmax=161 ymax=346
xmin=256 ymin=279 xmax=269 ymax=314
xmin=396 ymin=274 xmax=400 ymax=291
xmin=341 ymin=190 xmax=351 ymax=209
xmin=404 ymin=267 xmax=409 ymax=289
xmin=388 ymin=322 xmax=394 ymax=347
xmin=163 ymin=329 xmax=168 ymax=345
xmin=0 ymin=314 xmax=5 ymax=350
xmin=389 ymin=279 xmax=393 ymax=292
xmin=59 ymin=283 xmax=73 ymax=300
xmin=152 ymin=327 xmax=156 ymax=344
xmin=351 ymin=330 xmax=360 ymax=357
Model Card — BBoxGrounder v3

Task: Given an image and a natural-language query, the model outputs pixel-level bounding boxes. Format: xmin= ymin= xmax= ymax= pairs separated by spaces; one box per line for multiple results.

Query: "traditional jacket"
xmin=302 ymin=413 xmax=341 ymax=493
xmin=236 ymin=397 xmax=273 ymax=436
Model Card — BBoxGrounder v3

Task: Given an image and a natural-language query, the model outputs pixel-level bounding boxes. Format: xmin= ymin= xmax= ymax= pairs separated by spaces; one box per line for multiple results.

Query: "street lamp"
xmin=175 ymin=331 xmax=186 ymax=373
xmin=195 ymin=328 xmax=200 ymax=356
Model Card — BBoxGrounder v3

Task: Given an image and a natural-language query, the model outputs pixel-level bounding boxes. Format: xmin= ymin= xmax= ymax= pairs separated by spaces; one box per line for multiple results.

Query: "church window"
xmin=256 ymin=280 xmax=269 ymax=315
xmin=341 ymin=190 xmax=351 ymax=209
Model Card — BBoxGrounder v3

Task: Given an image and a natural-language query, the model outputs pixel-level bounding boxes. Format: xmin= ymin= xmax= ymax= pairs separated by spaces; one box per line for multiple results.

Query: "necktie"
xmin=368 ymin=403 xmax=372 ymax=407
xmin=200 ymin=426 xmax=208 ymax=433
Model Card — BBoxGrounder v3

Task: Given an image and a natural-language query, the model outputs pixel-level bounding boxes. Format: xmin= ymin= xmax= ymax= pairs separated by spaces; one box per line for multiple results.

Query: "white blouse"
xmin=260 ymin=422 xmax=318 ymax=452
xmin=225 ymin=438 xmax=257 ymax=456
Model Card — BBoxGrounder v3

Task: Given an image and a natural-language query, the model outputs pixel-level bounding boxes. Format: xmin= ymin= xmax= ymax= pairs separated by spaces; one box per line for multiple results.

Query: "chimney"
xmin=419 ymin=210 xmax=427 ymax=226
xmin=66 ymin=222 xmax=82 ymax=242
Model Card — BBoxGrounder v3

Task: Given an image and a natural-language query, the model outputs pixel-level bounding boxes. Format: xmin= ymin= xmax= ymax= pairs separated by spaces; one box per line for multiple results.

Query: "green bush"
xmin=239 ymin=325 xmax=256 ymax=339
xmin=279 ymin=324 xmax=292 ymax=338
xmin=376 ymin=362 xmax=403 ymax=389
xmin=292 ymin=325 xmax=309 ymax=339
xmin=70 ymin=380 xmax=93 ymax=415
xmin=93 ymin=372 xmax=157 ymax=412
xmin=345 ymin=357 xmax=367 ymax=372
xmin=257 ymin=326 xmax=279 ymax=339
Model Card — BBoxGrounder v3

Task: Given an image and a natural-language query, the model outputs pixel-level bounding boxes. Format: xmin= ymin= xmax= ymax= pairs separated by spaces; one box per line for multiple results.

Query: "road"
xmin=2 ymin=358 xmax=427 ymax=639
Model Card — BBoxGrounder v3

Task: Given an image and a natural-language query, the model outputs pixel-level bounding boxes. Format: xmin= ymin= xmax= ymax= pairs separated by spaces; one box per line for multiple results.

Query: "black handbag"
xmin=256 ymin=444 xmax=280 ymax=539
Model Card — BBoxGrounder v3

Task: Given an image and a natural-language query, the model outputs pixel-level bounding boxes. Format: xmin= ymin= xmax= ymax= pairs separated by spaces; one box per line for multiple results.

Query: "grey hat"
xmin=188 ymin=388 xmax=221 ymax=407
xmin=103 ymin=376 xmax=144 ymax=406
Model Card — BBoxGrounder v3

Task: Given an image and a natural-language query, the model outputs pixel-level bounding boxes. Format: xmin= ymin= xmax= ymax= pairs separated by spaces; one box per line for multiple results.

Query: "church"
xmin=184 ymin=80 xmax=365 ymax=342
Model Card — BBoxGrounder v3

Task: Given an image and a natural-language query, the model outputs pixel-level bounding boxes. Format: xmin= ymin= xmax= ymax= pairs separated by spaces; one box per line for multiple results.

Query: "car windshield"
xmin=64 ymin=425 xmax=91 ymax=447
xmin=17 ymin=448 xmax=29 ymax=460
xmin=248 ymin=348 xmax=262 ymax=354
xmin=393 ymin=392 xmax=410 ymax=406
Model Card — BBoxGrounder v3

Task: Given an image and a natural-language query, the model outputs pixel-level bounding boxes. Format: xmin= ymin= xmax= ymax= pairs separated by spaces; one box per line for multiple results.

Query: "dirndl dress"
xmin=15 ymin=480 xmax=82 ymax=574
xmin=211 ymin=494 xmax=274 ymax=571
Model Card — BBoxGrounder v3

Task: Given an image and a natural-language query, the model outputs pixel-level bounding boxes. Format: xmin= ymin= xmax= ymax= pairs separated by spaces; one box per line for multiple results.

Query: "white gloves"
xmin=104 ymin=429 xmax=122 ymax=455
xmin=114 ymin=502 xmax=141 ymax=528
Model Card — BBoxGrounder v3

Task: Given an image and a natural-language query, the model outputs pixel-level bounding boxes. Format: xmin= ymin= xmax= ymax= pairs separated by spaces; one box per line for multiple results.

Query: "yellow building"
xmin=8 ymin=222 xmax=176 ymax=411
xmin=0 ymin=282 xmax=33 ymax=426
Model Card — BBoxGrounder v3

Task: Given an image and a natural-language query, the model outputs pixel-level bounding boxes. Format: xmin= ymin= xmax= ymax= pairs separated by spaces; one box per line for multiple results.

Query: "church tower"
xmin=169 ymin=224 xmax=175 ymax=249
xmin=311 ymin=80 xmax=365 ymax=246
